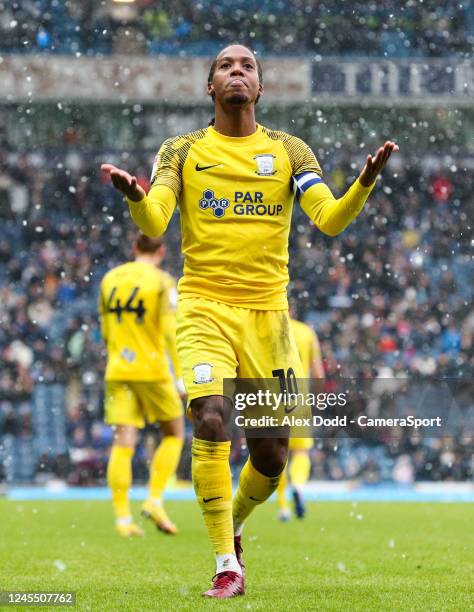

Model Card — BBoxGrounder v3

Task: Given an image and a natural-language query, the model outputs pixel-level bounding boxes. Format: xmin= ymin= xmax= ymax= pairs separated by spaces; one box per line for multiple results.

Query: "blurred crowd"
xmin=0 ymin=141 xmax=472 ymax=483
xmin=290 ymin=154 xmax=472 ymax=380
xmin=310 ymin=434 xmax=474 ymax=483
xmin=1 ymin=0 xmax=473 ymax=58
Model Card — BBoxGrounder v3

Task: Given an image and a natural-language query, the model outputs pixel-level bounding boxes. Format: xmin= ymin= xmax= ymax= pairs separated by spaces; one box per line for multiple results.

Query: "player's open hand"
xmin=101 ymin=163 xmax=146 ymax=202
xmin=359 ymin=141 xmax=399 ymax=187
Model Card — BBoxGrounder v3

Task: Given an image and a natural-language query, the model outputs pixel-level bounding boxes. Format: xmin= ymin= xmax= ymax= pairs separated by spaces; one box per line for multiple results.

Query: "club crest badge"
xmin=254 ymin=154 xmax=276 ymax=176
xmin=192 ymin=362 xmax=214 ymax=384
xmin=121 ymin=348 xmax=136 ymax=363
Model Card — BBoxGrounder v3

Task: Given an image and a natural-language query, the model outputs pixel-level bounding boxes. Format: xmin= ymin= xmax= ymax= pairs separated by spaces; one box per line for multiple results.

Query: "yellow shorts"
xmin=104 ymin=379 xmax=183 ymax=429
xmin=176 ymin=298 xmax=304 ymax=404
xmin=289 ymin=437 xmax=314 ymax=451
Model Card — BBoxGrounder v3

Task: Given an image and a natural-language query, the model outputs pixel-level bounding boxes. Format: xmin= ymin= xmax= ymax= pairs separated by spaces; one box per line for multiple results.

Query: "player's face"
xmin=209 ymin=45 xmax=262 ymax=106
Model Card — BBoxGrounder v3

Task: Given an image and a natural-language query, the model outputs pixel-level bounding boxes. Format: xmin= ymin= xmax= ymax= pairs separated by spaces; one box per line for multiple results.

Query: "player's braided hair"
xmin=207 ymin=46 xmax=263 ymax=126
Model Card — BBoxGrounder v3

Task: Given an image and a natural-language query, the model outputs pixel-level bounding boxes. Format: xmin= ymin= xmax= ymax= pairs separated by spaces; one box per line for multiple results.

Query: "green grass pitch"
xmin=0 ymin=499 xmax=472 ymax=610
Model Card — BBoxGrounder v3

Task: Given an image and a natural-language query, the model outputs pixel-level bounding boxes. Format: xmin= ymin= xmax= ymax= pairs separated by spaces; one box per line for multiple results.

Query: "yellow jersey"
xmin=290 ymin=318 xmax=322 ymax=376
xmin=99 ymin=261 xmax=181 ymax=382
xmin=128 ymin=124 xmax=375 ymax=310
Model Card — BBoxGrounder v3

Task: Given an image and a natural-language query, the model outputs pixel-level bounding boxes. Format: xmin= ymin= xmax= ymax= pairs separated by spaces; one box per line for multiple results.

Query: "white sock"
xmin=116 ymin=516 xmax=132 ymax=526
xmin=215 ymin=553 xmax=242 ymax=575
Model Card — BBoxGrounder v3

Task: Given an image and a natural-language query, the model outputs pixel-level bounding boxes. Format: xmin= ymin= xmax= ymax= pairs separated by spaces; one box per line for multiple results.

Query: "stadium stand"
xmin=0 ymin=0 xmax=473 ymax=57
xmin=0 ymin=1 xmax=472 ymax=488
xmin=0 ymin=146 xmax=472 ymax=484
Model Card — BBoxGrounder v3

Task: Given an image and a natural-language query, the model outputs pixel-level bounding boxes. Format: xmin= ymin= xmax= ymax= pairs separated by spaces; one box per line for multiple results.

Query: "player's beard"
xmin=226 ymin=93 xmax=249 ymax=105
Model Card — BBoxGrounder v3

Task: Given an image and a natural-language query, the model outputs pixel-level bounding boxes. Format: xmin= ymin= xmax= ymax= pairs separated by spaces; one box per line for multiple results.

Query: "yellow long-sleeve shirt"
xmin=127 ymin=124 xmax=375 ymax=309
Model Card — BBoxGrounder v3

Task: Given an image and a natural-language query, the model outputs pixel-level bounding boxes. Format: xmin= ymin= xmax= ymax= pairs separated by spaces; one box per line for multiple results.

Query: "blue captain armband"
xmin=291 ymin=172 xmax=324 ymax=197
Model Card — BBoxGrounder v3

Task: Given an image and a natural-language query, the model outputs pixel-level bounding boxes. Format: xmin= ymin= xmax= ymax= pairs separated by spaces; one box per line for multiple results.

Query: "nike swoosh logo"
xmin=249 ymin=496 xmax=263 ymax=502
xmin=203 ymin=496 xmax=222 ymax=503
xmin=284 ymin=405 xmax=297 ymax=414
xmin=195 ymin=163 xmax=221 ymax=171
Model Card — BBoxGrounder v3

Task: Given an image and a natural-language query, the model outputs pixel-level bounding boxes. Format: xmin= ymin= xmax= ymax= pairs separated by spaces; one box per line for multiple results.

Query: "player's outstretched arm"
xmin=300 ymin=141 xmax=399 ymax=236
xmin=100 ymin=163 xmax=176 ymax=237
